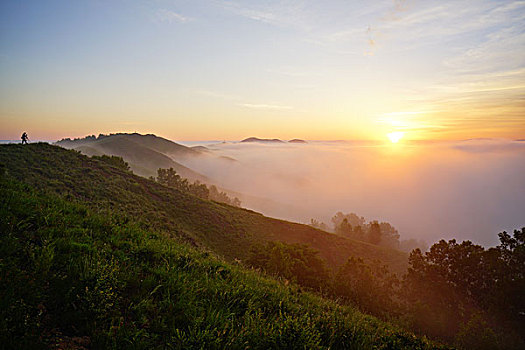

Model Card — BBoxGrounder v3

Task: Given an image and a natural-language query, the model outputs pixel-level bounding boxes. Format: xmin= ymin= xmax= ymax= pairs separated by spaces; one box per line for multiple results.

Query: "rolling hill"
xmin=55 ymin=133 xmax=317 ymax=222
xmin=0 ymin=142 xmax=443 ymax=349
xmin=0 ymin=143 xmax=408 ymax=274
xmin=56 ymin=133 xmax=206 ymax=180
xmin=241 ymin=137 xmax=285 ymax=143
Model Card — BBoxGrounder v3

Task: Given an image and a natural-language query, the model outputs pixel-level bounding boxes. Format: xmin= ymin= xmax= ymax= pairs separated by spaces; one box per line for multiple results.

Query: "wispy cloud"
xmin=155 ymin=9 xmax=192 ymax=23
xmin=239 ymin=103 xmax=293 ymax=110
xmin=220 ymin=1 xmax=308 ymax=29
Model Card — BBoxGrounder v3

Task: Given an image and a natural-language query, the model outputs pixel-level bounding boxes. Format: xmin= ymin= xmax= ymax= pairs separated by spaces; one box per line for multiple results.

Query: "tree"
xmin=335 ymin=218 xmax=353 ymax=238
xmin=331 ymin=212 xmax=365 ymax=230
xmin=455 ymin=314 xmax=498 ymax=350
xmin=332 ymin=257 xmax=399 ymax=316
xmin=353 ymin=225 xmax=364 ymax=240
xmin=367 ymin=221 xmax=381 ymax=245
xmin=402 ymin=228 xmax=525 ymax=346
xmin=157 ymin=167 xmax=183 ymax=188
xmin=92 ymin=155 xmax=130 ymax=171
xmin=247 ymin=241 xmax=329 ymax=291
xmin=188 ymin=180 xmax=209 ymax=199
xmin=378 ymin=222 xmax=400 ymax=249
xmin=309 ymin=219 xmax=329 ymax=231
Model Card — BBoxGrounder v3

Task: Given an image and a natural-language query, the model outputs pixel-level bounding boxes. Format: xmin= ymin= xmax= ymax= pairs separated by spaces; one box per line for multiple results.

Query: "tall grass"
xmin=0 ymin=175 xmax=446 ymax=349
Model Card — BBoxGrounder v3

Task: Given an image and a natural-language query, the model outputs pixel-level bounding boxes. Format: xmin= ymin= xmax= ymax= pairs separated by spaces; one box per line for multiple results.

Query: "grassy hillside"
xmin=55 ymin=133 xmax=318 ymax=223
xmin=56 ymin=133 xmax=200 ymax=157
xmin=0 ymin=143 xmax=408 ymax=275
xmin=0 ymin=146 xmax=445 ymax=349
xmin=56 ymin=134 xmax=207 ymax=181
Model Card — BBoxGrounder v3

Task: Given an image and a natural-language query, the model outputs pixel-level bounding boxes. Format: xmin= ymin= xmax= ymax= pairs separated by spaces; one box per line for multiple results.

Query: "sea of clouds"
xmin=177 ymin=139 xmax=525 ymax=247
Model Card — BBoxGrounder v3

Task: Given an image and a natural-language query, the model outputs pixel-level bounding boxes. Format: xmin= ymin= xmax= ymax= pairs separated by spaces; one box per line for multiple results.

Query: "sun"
xmin=387 ymin=131 xmax=405 ymax=143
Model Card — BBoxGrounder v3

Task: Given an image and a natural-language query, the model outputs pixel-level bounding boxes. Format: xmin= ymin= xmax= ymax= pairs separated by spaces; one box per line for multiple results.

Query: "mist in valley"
xmin=177 ymin=138 xmax=525 ymax=247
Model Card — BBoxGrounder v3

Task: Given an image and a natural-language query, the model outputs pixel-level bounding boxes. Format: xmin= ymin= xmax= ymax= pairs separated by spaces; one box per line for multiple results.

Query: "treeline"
xmin=92 ymin=154 xmax=130 ymax=171
xmin=310 ymin=212 xmax=427 ymax=252
xmin=154 ymin=167 xmax=241 ymax=207
xmin=247 ymin=228 xmax=525 ymax=349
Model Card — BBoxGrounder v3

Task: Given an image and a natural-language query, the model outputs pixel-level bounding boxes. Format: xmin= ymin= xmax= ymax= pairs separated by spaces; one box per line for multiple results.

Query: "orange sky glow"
xmin=1 ymin=1 xmax=524 ymax=141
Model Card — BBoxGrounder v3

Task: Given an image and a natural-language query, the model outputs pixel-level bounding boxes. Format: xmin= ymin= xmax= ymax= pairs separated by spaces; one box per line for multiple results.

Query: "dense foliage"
xmin=247 ymin=241 xmax=329 ymax=290
xmin=248 ymin=232 xmax=525 ymax=349
xmin=403 ymin=231 xmax=525 ymax=348
xmin=92 ymin=154 xmax=131 ymax=171
xmin=156 ymin=167 xmax=241 ymax=207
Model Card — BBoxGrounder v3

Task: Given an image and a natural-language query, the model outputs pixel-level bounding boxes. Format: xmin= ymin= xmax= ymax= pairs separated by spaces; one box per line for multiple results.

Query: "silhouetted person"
xmin=21 ymin=132 xmax=29 ymax=144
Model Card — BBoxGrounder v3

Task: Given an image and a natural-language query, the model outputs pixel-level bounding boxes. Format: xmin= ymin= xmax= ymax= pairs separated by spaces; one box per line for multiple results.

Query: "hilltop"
xmin=56 ymin=133 xmax=206 ymax=180
xmin=57 ymin=133 xmax=199 ymax=157
xmin=0 ymin=142 xmax=444 ymax=349
xmin=240 ymin=137 xmax=307 ymax=144
xmin=241 ymin=137 xmax=285 ymax=143
xmin=56 ymin=133 xmax=314 ymax=223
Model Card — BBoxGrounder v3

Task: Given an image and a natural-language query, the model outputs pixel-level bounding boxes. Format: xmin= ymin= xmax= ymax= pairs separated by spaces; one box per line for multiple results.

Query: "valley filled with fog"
xmin=178 ymin=139 xmax=525 ymax=246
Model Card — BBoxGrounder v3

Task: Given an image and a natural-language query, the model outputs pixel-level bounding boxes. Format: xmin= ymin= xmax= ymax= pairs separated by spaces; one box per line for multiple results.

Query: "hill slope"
xmin=56 ymin=133 xmax=200 ymax=157
xmin=0 ymin=143 xmax=408 ymax=275
xmin=56 ymin=133 xmax=317 ymax=222
xmin=0 ymin=144 xmax=443 ymax=349
xmin=56 ymin=133 xmax=206 ymax=180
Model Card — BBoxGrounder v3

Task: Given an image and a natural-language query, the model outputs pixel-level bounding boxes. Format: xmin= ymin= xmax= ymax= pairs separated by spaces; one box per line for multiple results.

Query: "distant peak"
xmin=240 ymin=137 xmax=285 ymax=143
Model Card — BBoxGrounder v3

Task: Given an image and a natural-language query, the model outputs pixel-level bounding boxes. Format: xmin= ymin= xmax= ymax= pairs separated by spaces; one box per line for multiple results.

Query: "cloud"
xmin=155 ymin=9 xmax=192 ymax=23
xmin=444 ymin=26 xmax=525 ymax=75
xmin=453 ymin=139 xmax=525 ymax=153
xmin=239 ymin=103 xmax=293 ymax=110
xmin=176 ymin=140 xmax=525 ymax=247
xmin=220 ymin=1 xmax=307 ymax=29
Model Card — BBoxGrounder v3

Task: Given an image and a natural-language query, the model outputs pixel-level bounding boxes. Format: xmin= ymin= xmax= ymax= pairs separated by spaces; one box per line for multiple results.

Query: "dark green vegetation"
xmin=0 ymin=143 xmax=444 ymax=349
xmin=403 ymin=233 xmax=525 ymax=349
xmin=155 ymin=168 xmax=241 ymax=207
xmin=252 ymin=226 xmax=525 ymax=349
xmin=247 ymin=229 xmax=525 ymax=349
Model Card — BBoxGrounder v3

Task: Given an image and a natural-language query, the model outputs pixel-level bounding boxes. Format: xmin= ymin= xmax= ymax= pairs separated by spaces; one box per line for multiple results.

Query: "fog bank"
xmin=177 ymin=139 xmax=525 ymax=246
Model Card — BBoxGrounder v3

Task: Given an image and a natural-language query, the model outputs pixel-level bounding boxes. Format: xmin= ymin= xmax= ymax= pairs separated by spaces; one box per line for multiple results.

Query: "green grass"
xmin=0 ymin=175 xmax=446 ymax=349
xmin=0 ymin=143 xmax=408 ymax=275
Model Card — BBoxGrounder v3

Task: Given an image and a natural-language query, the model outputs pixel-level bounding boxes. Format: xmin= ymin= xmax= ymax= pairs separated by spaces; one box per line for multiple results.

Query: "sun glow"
xmin=387 ymin=131 xmax=405 ymax=143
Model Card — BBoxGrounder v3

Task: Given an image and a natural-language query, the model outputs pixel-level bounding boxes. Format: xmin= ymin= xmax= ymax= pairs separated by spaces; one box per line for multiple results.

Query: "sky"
xmin=1 ymin=0 xmax=524 ymax=141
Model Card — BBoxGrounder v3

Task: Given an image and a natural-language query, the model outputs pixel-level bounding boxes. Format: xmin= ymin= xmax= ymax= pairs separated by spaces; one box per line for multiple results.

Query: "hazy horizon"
xmin=171 ymin=137 xmax=525 ymax=248
xmin=4 ymin=134 xmax=524 ymax=249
